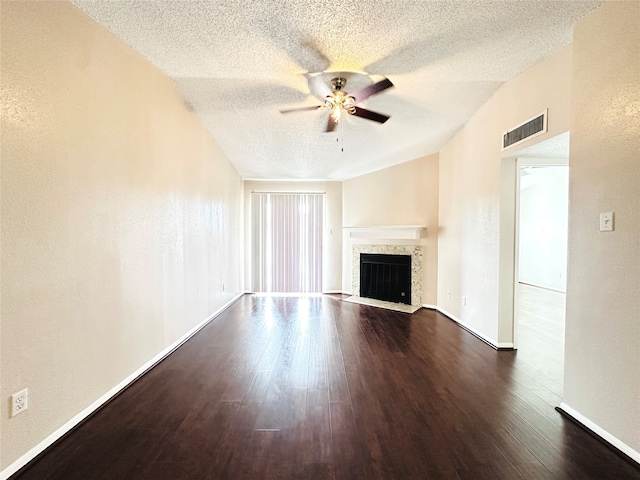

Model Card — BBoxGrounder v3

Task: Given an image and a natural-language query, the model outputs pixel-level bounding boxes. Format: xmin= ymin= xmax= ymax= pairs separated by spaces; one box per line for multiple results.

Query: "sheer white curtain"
xmin=251 ymin=193 xmax=324 ymax=293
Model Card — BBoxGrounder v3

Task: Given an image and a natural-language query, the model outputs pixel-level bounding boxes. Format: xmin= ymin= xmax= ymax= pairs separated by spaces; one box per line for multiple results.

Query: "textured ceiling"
xmin=71 ymin=0 xmax=601 ymax=180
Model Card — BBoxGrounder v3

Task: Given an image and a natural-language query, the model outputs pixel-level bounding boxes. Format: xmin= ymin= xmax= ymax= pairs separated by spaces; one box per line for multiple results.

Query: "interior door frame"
xmin=513 ymin=157 xmax=569 ymax=349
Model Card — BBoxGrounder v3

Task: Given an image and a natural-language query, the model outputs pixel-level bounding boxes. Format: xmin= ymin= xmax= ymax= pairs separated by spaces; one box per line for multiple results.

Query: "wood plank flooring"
xmin=14 ymin=294 xmax=639 ymax=479
xmin=515 ymin=283 xmax=566 ymax=398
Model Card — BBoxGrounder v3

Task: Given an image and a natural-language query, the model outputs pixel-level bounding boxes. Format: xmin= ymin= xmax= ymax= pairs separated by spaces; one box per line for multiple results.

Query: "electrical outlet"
xmin=462 ymin=296 xmax=467 ymax=306
xmin=11 ymin=388 xmax=28 ymax=417
xmin=447 ymin=290 xmax=451 ymax=299
xmin=222 ymin=282 xmax=225 ymax=291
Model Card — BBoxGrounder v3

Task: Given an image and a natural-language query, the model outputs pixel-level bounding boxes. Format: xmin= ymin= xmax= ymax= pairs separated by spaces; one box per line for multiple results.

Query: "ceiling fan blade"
xmin=350 ymin=78 xmax=394 ymax=103
xmin=256 ymin=16 xmax=330 ymax=73
xmin=307 ymin=73 xmax=334 ymax=99
xmin=325 ymin=114 xmax=338 ymax=132
xmin=351 ymin=106 xmax=390 ymax=124
xmin=280 ymin=105 xmax=322 ymax=114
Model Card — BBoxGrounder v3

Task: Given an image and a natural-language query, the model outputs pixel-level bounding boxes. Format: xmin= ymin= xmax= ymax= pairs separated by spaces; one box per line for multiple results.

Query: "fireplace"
xmin=350 ymin=244 xmax=423 ymax=312
xmin=360 ymin=253 xmax=411 ymax=305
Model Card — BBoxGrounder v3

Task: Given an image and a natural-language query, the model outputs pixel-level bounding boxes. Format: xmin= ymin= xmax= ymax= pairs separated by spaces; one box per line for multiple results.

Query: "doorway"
xmin=515 ymin=161 xmax=568 ymax=396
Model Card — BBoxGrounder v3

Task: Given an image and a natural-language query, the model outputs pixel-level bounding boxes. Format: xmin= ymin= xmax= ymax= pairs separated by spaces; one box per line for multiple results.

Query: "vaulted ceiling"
xmin=71 ymin=0 xmax=601 ymax=180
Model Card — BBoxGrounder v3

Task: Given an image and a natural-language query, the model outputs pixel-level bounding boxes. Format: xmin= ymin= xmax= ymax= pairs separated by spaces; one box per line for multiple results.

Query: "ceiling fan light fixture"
xmin=331 ymin=105 xmax=342 ymax=122
xmin=343 ymin=95 xmax=356 ymax=114
xmin=325 ymin=90 xmax=357 ymax=123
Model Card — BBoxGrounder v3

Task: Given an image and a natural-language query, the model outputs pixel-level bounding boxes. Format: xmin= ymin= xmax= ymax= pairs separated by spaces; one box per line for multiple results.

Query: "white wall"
xmin=243 ymin=180 xmax=343 ymax=293
xmin=1 ymin=2 xmax=243 ymax=472
xmin=563 ymin=1 xmax=640 ymax=458
xmin=518 ymin=165 xmax=569 ymax=292
xmin=438 ymin=46 xmax=573 ymax=347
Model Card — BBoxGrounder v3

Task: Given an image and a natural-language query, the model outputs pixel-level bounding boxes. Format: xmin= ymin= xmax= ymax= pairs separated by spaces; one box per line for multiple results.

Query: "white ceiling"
xmin=71 ymin=0 xmax=601 ymax=180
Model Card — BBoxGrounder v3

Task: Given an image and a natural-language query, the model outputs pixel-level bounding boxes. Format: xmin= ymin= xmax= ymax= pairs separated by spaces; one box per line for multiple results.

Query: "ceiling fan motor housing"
xmin=330 ymin=77 xmax=347 ymax=91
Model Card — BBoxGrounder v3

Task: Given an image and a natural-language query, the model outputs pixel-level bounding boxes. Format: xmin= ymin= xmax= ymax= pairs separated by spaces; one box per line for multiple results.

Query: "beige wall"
xmin=1 ymin=1 xmax=243 ymax=471
xmin=342 ymin=154 xmax=439 ymax=305
xmin=243 ymin=180 xmax=343 ymax=292
xmin=438 ymin=46 xmax=572 ymax=346
xmin=564 ymin=1 xmax=640 ymax=454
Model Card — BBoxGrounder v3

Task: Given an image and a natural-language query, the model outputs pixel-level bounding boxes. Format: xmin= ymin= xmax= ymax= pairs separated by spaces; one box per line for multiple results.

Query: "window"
xmin=251 ymin=193 xmax=324 ymax=293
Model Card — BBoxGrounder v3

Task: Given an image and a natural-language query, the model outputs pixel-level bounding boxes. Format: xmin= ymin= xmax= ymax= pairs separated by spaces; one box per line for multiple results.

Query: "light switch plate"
xmin=599 ymin=212 xmax=614 ymax=232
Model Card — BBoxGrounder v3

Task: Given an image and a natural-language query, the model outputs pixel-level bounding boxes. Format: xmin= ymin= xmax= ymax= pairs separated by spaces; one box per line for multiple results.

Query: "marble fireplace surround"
xmin=349 ymin=244 xmax=423 ymax=313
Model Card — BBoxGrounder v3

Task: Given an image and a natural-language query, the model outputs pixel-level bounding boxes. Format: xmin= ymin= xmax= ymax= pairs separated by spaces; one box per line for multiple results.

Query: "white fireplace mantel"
xmin=344 ymin=225 xmax=426 ymax=240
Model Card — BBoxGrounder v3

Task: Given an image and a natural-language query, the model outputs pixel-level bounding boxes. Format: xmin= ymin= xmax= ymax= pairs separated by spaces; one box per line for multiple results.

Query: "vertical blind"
xmin=251 ymin=193 xmax=324 ymax=293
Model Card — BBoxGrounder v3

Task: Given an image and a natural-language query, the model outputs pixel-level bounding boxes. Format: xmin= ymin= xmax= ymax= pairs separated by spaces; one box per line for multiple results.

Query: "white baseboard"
xmin=349 ymin=301 xmax=513 ymax=349
xmin=434 ymin=307 xmax=513 ymax=350
xmin=0 ymin=292 xmax=244 ymax=480
xmin=519 ymin=281 xmax=566 ymax=294
xmin=558 ymin=403 xmax=640 ymax=465
xmin=322 ymin=290 xmax=346 ymax=294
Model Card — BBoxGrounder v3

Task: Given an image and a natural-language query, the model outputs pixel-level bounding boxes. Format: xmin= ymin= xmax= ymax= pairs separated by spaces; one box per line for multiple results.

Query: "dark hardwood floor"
xmin=15 ymin=294 xmax=639 ymax=479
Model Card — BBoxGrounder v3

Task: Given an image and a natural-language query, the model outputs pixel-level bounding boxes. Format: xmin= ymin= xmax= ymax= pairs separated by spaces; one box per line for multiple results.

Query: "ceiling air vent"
xmin=502 ymin=110 xmax=547 ymax=150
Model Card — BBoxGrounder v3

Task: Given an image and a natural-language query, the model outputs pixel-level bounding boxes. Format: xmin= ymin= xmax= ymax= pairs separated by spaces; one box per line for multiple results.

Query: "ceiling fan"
xmin=280 ymin=72 xmax=394 ymax=132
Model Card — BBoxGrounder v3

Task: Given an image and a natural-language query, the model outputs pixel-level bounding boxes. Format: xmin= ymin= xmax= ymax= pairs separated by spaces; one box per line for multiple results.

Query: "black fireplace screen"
xmin=360 ymin=253 xmax=411 ymax=305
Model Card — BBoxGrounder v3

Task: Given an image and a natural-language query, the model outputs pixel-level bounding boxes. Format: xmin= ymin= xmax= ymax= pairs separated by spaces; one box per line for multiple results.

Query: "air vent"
xmin=502 ymin=110 xmax=547 ymax=150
